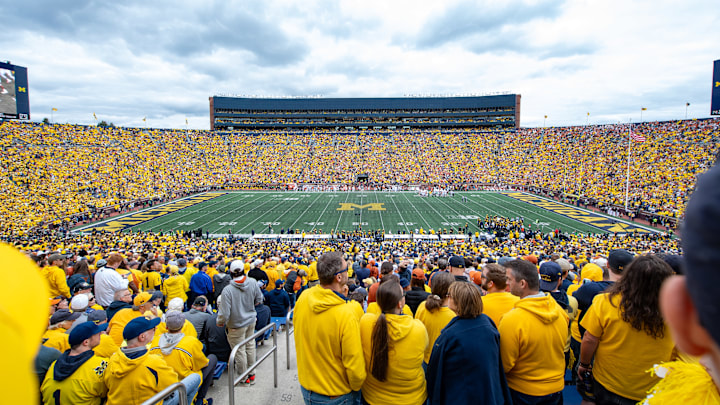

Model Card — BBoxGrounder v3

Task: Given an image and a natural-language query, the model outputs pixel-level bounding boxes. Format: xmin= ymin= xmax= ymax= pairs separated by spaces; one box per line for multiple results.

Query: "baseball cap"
xmin=68 ymin=321 xmax=107 ymax=346
xmin=70 ymin=294 xmax=89 ymax=311
xmin=449 ymin=256 xmax=465 ymax=268
xmin=608 ymin=249 xmax=634 ymax=274
xmin=168 ymin=297 xmax=184 ymax=311
xmin=72 ymin=282 xmax=92 ymax=295
xmin=580 ymin=263 xmax=603 ymax=282
xmin=133 ymin=292 xmax=152 ymax=306
xmin=555 ymin=258 xmax=573 ymax=272
xmin=193 ymin=296 xmax=207 ymax=306
xmin=497 ymin=256 xmax=514 ymax=266
xmin=523 ymin=255 xmax=538 ymax=265
xmin=48 ymin=253 xmax=64 ymax=263
xmin=96 ymin=259 xmax=107 ymax=268
xmin=229 ymin=260 xmax=245 ymax=273
xmin=539 ymin=262 xmax=562 ymax=292
xmin=411 ymin=268 xmax=425 ymax=280
xmin=592 ymin=257 xmax=608 ymax=269
xmin=87 ymin=310 xmax=107 ymax=324
xmin=469 ymin=270 xmax=483 ymax=286
xmin=399 ymin=277 xmax=410 ymax=289
xmin=50 ymin=309 xmax=81 ymax=325
xmin=165 ymin=310 xmax=185 ymax=332
xmin=123 ymin=317 xmax=161 ymax=341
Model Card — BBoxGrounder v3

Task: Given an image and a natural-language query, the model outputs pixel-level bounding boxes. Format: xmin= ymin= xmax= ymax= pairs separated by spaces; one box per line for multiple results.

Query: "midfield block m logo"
xmin=337 ymin=203 xmax=386 ymax=211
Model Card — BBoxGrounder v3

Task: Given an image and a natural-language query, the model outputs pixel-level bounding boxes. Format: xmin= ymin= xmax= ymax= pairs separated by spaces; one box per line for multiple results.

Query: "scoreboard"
xmin=0 ymin=61 xmax=30 ymax=120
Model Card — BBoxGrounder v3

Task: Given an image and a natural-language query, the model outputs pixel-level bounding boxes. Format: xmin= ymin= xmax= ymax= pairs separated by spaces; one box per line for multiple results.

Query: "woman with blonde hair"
xmin=360 ymin=279 xmax=428 ymax=404
xmin=426 ymin=281 xmax=512 ymax=405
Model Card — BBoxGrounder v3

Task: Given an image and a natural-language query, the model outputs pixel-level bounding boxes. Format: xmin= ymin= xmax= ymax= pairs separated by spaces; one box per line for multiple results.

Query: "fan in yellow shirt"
xmin=480 ymin=263 xmax=520 ymax=327
xmin=414 ymin=271 xmax=456 ymax=363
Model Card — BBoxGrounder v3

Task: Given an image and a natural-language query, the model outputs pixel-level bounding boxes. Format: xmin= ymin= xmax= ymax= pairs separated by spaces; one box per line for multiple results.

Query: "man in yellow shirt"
xmin=481 ymin=263 xmax=519 ymax=327
xmin=499 ymin=259 xmax=568 ymax=405
xmin=43 ymin=253 xmax=71 ymax=299
xmin=294 ymin=251 xmax=365 ymax=403
xmin=41 ymin=321 xmax=109 ymax=405
xmin=106 ymin=292 xmax=153 ymax=346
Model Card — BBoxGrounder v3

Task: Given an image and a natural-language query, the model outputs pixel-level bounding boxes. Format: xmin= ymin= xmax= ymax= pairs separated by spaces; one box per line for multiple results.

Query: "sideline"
xmin=74 ymin=192 xmax=227 ymax=232
xmin=500 ymin=192 xmax=660 ymax=234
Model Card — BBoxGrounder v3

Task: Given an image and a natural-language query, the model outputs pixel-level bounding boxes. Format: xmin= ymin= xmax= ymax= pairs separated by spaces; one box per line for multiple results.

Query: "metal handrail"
xmin=228 ymin=322 xmax=278 ymax=405
xmin=141 ymin=382 xmax=188 ymax=405
xmin=286 ymin=308 xmax=295 ymax=369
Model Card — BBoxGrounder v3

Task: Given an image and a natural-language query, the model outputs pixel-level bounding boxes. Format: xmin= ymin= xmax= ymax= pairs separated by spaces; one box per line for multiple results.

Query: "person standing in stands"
xmin=414 ymin=271 xmax=456 ymax=365
xmin=426 ymin=282 xmax=512 ymax=405
xmin=481 ymin=263 xmax=520 ymax=327
xmin=294 ymin=251 xmax=366 ymax=405
xmin=43 ymin=253 xmax=71 ymax=299
xmin=578 ymin=255 xmax=674 ymax=404
xmin=94 ymin=253 xmax=132 ymax=308
xmin=500 ymin=259 xmax=568 ymax=405
xmin=359 ymin=279 xmax=428 ymax=405
xmin=217 ymin=260 xmax=263 ymax=385
xmin=189 ymin=262 xmax=214 ymax=310
xmin=404 ymin=268 xmax=430 ymax=315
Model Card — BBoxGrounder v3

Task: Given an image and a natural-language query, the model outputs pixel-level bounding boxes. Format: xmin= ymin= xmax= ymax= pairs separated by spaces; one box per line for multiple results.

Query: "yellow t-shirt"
xmin=414 ymin=301 xmax=456 ymax=363
xmin=107 ymin=309 xmax=143 ymax=346
xmin=581 ymin=293 xmax=674 ymax=401
xmin=482 ymin=291 xmax=520 ymax=327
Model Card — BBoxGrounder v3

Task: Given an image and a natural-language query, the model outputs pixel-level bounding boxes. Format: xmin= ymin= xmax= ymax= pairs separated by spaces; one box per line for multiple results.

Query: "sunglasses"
xmin=334 ymin=266 xmax=349 ymax=276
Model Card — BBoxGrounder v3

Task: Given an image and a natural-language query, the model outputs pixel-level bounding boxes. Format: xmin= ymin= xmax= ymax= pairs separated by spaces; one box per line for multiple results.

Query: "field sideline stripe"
xmin=73 ymin=192 xmax=229 ymax=232
xmin=476 ymin=192 xmax=591 ymax=233
xmin=505 ymin=192 xmax=659 ymax=233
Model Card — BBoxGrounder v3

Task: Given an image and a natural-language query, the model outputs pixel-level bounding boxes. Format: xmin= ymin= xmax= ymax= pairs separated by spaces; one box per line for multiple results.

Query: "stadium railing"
xmin=286 ymin=308 xmax=294 ymax=370
xmin=140 ymin=382 xmax=188 ymax=405
xmin=227 ymin=322 xmax=278 ymax=405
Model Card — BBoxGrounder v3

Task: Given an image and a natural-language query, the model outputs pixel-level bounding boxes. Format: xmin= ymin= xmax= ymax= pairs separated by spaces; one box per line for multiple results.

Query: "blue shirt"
xmin=190 ymin=271 xmax=213 ymax=295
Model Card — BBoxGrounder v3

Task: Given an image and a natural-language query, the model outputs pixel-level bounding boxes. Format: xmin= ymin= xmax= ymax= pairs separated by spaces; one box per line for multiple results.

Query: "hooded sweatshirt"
xmin=359 ymin=313 xmax=428 ymax=405
xmin=498 ymin=294 xmax=568 ymax=396
xmin=294 ymin=285 xmax=366 ymax=396
xmin=217 ymin=275 xmax=264 ymax=329
xmin=150 ymin=332 xmax=209 ymax=380
xmin=104 ymin=347 xmax=179 ymax=405
xmin=41 ymin=350 xmax=108 ymax=405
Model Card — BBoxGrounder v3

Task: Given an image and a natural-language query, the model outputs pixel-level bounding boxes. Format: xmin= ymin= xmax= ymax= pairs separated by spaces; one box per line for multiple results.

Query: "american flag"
xmin=629 ymin=128 xmax=645 ymax=142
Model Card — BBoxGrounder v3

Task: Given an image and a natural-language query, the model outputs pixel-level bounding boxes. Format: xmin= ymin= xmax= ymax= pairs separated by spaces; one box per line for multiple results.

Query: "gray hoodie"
xmin=157 ymin=332 xmax=185 ymax=355
xmin=217 ymin=276 xmax=264 ymax=329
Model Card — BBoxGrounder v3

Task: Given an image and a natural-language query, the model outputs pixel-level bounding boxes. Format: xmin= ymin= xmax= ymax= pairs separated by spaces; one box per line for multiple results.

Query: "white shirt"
xmin=94 ymin=266 xmax=129 ymax=307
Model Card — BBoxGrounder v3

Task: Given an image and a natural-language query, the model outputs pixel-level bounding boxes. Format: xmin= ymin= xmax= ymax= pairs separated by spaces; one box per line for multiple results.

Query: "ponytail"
xmin=370 ymin=313 xmax=389 ymax=381
xmin=425 ymin=271 xmax=454 ymax=313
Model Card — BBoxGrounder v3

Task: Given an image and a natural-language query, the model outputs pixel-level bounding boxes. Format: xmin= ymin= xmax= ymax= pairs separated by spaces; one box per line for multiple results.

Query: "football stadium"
xmin=3 ymin=5 xmax=720 ymax=405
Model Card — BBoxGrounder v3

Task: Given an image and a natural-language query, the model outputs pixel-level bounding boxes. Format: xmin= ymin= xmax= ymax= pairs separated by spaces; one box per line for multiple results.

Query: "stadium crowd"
xmin=5 ymin=214 xmax=686 ymax=404
xmin=2 ymin=118 xmax=718 ymax=238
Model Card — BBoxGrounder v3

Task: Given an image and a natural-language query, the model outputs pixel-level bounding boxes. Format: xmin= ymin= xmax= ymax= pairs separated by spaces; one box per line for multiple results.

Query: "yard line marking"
xmin=333 ymin=192 xmax=353 ymax=233
xmin=311 ymin=192 xmax=339 ymax=233
xmin=288 ymin=193 xmax=324 ymax=230
xmin=387 ymin=192 xmax=410 ymax=234
xmin=373 ymin=191 xmax=385 ymax=231
xmin=399 ymin=193 xmax=432 ymax=230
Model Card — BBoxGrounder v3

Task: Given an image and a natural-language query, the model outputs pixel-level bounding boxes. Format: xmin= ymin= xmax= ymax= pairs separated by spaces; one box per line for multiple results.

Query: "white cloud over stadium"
xmin=1 ymin=0 xmax=718 ymax=129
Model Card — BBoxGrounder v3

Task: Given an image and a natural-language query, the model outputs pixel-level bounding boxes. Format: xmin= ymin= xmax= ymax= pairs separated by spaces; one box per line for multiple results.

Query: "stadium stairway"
xmin=206 ymin=326 xmax=304 ymax=405
xmin=206 ymin=325 xmax=584 ymax=405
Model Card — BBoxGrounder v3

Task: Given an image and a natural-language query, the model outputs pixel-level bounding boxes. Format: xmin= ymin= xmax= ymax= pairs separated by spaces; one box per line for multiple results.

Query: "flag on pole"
xmin=686 ymin=102 xmax=690 ymax=106
xmin=142 ymin=116 xmax=147 ymax=122
xmin=630 ymin=128 xmax=645 ymax=142
xmin=93 ymin=112 xmax=98 ymax=120
xmin=51 ymin=108 xmax=57 ymax=112
xmin=641 ymin=107 xmax=647 ymax=111
xmin=185 ymin=118 xmax=188 ymax=125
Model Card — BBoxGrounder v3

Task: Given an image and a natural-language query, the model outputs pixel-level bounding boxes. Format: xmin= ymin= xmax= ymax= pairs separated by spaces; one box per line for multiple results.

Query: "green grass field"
xmin=76 ymin=191 xmax=657 ymax=237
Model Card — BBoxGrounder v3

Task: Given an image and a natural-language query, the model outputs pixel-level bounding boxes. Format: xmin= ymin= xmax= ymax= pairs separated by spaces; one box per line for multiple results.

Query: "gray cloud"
xmin=415 ymin=0 xmax=565 ymax=49
xmin=1 ymin=1 xmax=308 ymax=67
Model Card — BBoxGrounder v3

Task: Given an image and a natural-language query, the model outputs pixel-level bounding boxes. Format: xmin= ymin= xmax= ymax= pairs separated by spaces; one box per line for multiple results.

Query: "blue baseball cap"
xmin=69 ymin=321 xmax=108 ymax=346
xmin=123 ymin=317 xmax=161 ymax=341
xmin=539 ymin=261 xmax=562 ymax=292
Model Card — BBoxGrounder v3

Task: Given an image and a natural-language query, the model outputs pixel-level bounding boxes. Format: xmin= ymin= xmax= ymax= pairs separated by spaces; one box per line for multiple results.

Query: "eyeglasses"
xmin=334 ymin=266 xmax=348 ymax=276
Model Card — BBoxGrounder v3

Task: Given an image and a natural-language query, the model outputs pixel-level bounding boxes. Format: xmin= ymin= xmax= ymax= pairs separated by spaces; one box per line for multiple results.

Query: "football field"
xmin=76 ymin=191 xmax=657 ymax=236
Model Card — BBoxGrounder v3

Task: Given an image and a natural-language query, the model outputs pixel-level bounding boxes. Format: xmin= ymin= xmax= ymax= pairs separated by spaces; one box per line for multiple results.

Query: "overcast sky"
xmin=2 ymin=0 xmax=718 ymax=129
